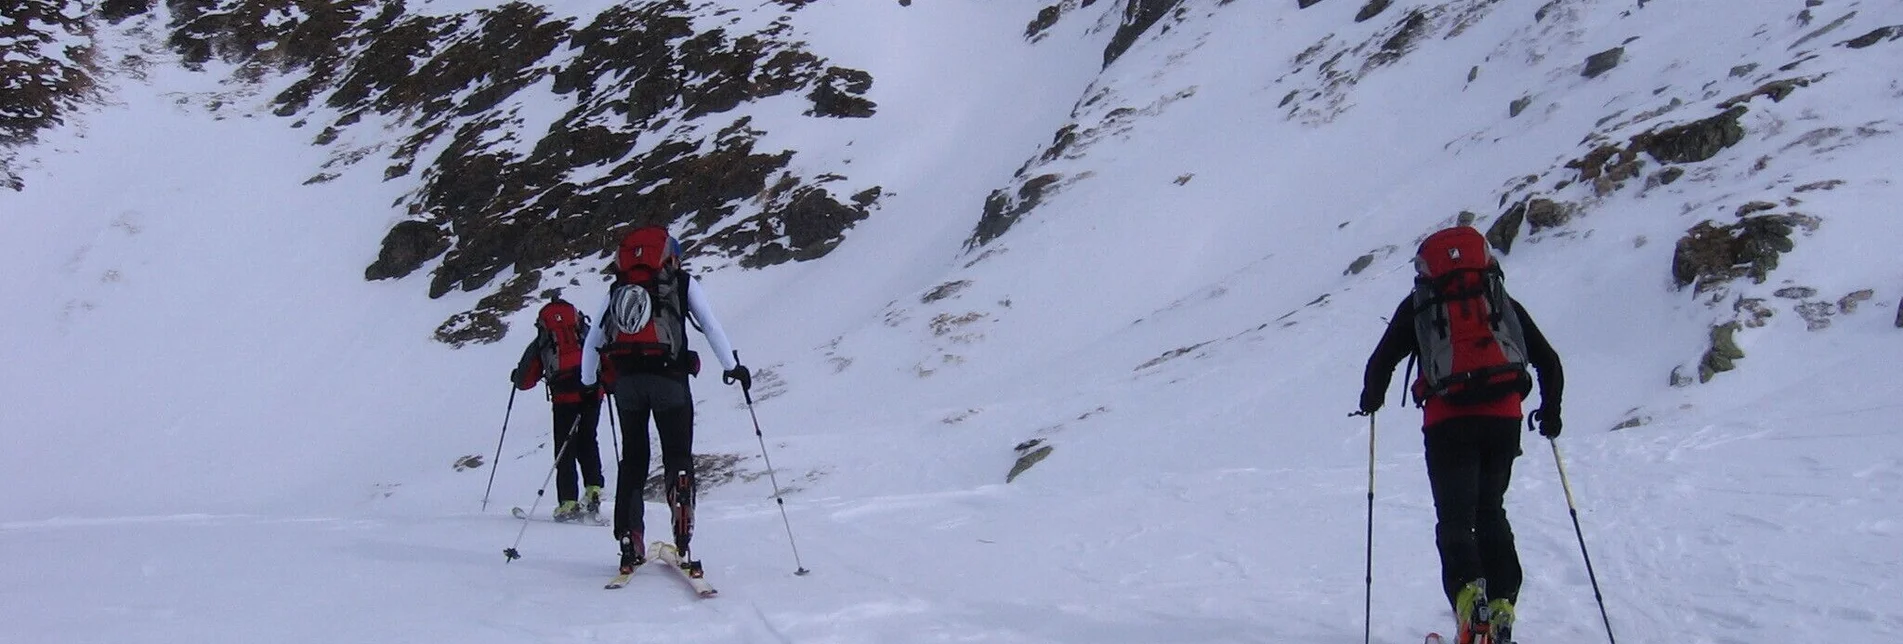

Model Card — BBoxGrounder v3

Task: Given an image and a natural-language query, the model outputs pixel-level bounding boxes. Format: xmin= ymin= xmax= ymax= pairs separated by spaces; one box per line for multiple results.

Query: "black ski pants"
xmin=551 ymin=396 xmax=605 ymax=503
xmin=609 ymin=372 xmax=696 ymax=550
xmin=1423 ymin=415 xmax=1524 ymax=608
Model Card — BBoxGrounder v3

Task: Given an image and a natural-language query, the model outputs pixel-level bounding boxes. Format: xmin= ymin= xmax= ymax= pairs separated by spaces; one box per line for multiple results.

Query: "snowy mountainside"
xmin=2 ymin=1 xmax=1901 ymax=643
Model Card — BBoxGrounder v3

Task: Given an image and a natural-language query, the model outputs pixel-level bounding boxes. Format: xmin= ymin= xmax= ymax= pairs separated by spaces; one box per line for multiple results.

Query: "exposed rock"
xmin=1582 ymin=47 xmax=1623 ymax=78
xmin=1719 ymin=77 xmax=1813 ymax=108
xmin=1344 ymin=253 xmax=1376 ymax=276
xmin=967 ymin=173 xmax=1063 ymax=249
xmin=1298 ymin=0 xmax=1326 ymax=8
xmin=1369 ymin=9 xmax=1429 ymax=68
xmin=1486 ymin=200 xmax=1526 ymax=254
xmin=1524 ymin=198 xmax=1572 ymax=232
xmin=433 ymin=310 xmax=507 ymax=347
xmin=1355 ymin=0 xmax=1392 ymax=23
xmin=1007 ymin=440 xmax=1054 ymax=483
xmin=1795 ymin=301 xmax=1835 ymax=331
xmin=808 ymin=67 xmax=878 ymax=118
xmin=1026 ymin=6 xmax=1064 ymax=40
xmin=1838 ymin=289 xmax=1874 ymax=314
xmin=1641 ymin=106 xmax=1748 ymax=165
xmin=922 ymin=280 xmax=972 ymax=304
xmin=0 ymin=0 xmax=99 ymax=152
xmin=1774 ymin=286 xmax=1818 ymax=299
xmin=1104 ymin=0 xmax=1184 ymax=68
xmin=365 ymin=220 xmax=450 ymax=281
xmin=1509 ymin=96 xmax=1532 ymax=117
xmin=1896 ymin=295 xmax=1903 ymax=328
xmin=1698 ymin=322 xmax=1745 ymax=382
xmin=1843 ymin=25 xmax=1902 ymax=49
xmin=1671 ymin=213 xmax=1816 ymax=291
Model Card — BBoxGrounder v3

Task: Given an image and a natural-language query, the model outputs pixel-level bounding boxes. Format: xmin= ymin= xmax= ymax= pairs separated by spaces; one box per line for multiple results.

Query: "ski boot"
xmin=1485 ymin=598 xmax=1514 ymax=644
xmin=553 ymin=500 xmax=583 ymax=523
xmin=582 ymin=485 xmax=605 ymax=515
xmin=666 ymin=469 xmax=702 ymax=578
xmin=618 ymin=531 xmax=646 ymax=574
xmin=1454 ymin=579 xmax=1496 ymax=644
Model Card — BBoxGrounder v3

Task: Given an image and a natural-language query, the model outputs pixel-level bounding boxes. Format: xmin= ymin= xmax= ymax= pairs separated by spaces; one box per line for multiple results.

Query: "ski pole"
xmin=603 ymin=388 xmax=620 ymax=459
xmin=1359 ymin=411 xmax=1376 ymax=644
xmin=736 ymin=351 xmax=809 ymax=576
xmin=482 ymin=385 xmax=518 ymax=511
xmin=1550 ymin=439 xmax=1617 ymax=644
xmin=503 ymin=415 xmax=584 ymax=562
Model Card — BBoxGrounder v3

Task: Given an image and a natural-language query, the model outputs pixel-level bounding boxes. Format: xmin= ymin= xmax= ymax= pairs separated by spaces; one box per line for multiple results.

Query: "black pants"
xmin=609 ymin=372 xmax=696 ymax=552
xmin=1423 ymin=416 xmax=1523 ymax=608
xmin=551 ymin=396 xmax=605 ymax=503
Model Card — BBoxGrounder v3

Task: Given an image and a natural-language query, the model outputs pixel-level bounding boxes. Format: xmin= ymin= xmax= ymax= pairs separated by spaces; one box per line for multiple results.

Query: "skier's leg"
xmin=611 ymin=380 xmax=653 ymax=544
xmin=577 ymin=394 xmax=606 ymax=491
xmin=652 ymin=375 xmax=696 ymax=555
xmin=1425 ymin=420 xmax=1485 ymax=609
xmin=551 ymin=402 xmax=582 ymax=505
xmin=1474 ymin=418 xmax=1524 ymax=603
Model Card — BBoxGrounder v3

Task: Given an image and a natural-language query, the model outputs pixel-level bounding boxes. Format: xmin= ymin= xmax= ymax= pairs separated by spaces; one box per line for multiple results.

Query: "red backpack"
xmin=534 ymin=298 xmax=589 ymax=389
xmin=602 ymin=227 xmax=694 ymax=373
xmin=1408 ymin=227 xmax=1531 ymax=405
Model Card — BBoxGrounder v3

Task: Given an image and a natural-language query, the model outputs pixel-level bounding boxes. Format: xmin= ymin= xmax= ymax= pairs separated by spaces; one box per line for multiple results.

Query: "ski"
xmin=1425 ymin=633 xmax=1444 ymax=644
xmin=603 ymin=569 xmax=636 ymax=590
xmin=511 ymin=506 xmax=609 ymax=526
xmin=648 ymin=541 xmax=718 ymax=598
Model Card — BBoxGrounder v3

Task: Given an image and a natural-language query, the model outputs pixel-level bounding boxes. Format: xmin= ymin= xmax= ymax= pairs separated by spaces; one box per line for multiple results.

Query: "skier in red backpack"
xmin=579 ymin=226 xmax=751 ymax=577
xmin=511 ymin=296 xmax=608 ymax=523
xmin=1358 ymin=226 xmax=1564 ymax=644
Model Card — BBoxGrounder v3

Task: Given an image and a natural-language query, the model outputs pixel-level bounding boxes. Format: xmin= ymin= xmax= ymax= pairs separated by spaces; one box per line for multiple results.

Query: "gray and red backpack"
xmin=532 ymin=298 xmax=589 ymax=391
xmin=601 ymin=226 xmax=699 ymax=375
xmin=1408 ymin=227 xmax=1532 ymax=405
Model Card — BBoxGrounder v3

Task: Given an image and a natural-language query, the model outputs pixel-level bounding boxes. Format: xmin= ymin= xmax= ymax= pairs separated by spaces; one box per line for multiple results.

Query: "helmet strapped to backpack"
xmin=534 ymin=298 xmax=589 ymax=390
xmin=1409 ymin=227 xmax=1532 ymax=405
xmin=603 ymin=226 xmax=696 ymax=374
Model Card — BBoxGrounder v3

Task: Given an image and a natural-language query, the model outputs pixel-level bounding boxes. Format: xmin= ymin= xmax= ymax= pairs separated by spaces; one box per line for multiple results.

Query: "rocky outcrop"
xmin=91 ymin=0 xmax=882 ymax=341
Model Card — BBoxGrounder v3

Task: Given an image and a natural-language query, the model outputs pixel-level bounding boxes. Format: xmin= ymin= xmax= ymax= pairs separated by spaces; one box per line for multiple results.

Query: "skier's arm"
xmin=513 ymin=341 xmax=543 ymax=390
xmin=1511 ymin=299 xmax=1564 ymax=410
xmin=685 ymin=276 xmax=739 ymax=372
xmin=1360 ymin=298 xmax=1417 ymax=408
xmin=580 ymin=291 xmax=612 ymax=387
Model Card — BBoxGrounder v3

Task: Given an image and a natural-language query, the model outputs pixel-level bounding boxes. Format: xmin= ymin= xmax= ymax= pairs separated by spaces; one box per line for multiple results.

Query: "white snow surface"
xmin=3 ymin=1 xmax=1901 ymax=643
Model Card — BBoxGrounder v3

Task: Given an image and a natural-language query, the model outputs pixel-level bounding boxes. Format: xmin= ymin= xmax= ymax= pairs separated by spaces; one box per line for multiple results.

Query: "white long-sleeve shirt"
xmin=580 ymin=274 xmax=738 ymax=387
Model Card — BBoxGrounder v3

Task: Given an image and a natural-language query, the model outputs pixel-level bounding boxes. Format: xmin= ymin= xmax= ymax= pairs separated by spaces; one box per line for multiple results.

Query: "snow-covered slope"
xmin=2 ymin=1 xmax=1899 ymax=643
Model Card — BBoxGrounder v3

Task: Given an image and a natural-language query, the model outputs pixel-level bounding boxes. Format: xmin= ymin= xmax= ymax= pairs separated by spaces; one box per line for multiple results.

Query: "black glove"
xmin=1533 ymin=407 xmax=1562 ymax=438
xmin=722 ymin=364 xmax=752 ymax=391
xmin=1357 ymin=388 xmax=1383 ymax=415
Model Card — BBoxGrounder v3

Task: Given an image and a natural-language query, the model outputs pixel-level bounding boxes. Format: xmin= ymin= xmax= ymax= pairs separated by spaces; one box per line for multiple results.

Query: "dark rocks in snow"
xmin=1344 ymin=253 xmax=1376 ymax=275
xmin=1486 ymin=200 xmax=1526 ymax=254
xmin=1104 ymin=0 xmax=1183 ymax=67
xmin=1355 ymin=0 xmax=1391 ymax=23
xmin=1299 ymin=0 xmax=1326 ymax=8
xmin=1719 ymin=77 xmax=1813 ymax=108
xmin=1509 ymin=96 xmax=1532 ymax=117
xmin=366 ymin=221 xmax=451 ymax=282
xmin=1672 ymin=212 xmax=1820 ymax=291
xmin=1843 ymin=25 xmax=1903 ymax=49
xmin=1008 ymin=440 xmax=1054 ymax=483
xmin=808 ymin=67 xmax=879 ymax=118
xmin=1642 ymin=106 xmax=1747 ymax=164
xmin=1582 ymin=47 xmax=1623 ymax=78
xmin=968 ymin=174 xmax=1063 ymax=249
xmin=1523 ymin=198 xmax=1572 ymax=232
xmin=1698 ymin=322 xmax=1745 ymax=382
